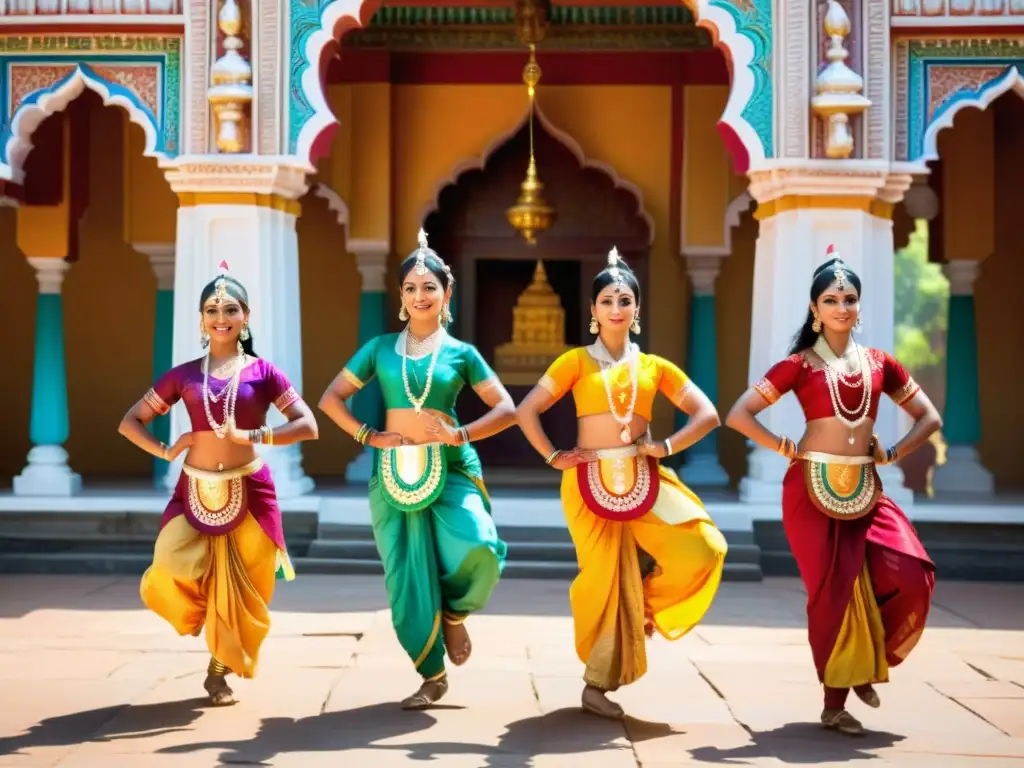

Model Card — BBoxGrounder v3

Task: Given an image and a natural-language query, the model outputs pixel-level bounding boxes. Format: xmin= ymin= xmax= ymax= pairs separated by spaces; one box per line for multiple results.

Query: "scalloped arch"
xmin=0 ymin=64 xmax=164 ymax=184
xmin=919 ymin=66 xmax=1024 ymax=165
xmin=290 ymin=0 xmax=771 ymax=173
xmin=419 ymin=102 xmax=655 ymax=245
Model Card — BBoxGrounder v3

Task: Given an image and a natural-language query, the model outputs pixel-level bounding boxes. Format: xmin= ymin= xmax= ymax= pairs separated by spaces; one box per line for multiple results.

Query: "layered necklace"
xmin=202 ymin=352 xmax=244 ymax=439
xmin=590 ymin=337 xmax=639 ymax=444
xmin=400 ymin=325 xmax=445 ymax=414
xmin=813 ymin=335 xmax=871 ymax=444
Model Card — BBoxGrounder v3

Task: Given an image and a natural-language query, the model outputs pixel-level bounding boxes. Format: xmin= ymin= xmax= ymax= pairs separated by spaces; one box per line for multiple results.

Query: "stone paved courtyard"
xmin=0 ymin=574 xmax=1022 ymax=767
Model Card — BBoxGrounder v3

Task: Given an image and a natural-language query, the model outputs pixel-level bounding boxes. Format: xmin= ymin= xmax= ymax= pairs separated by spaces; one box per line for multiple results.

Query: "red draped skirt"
xmin=782 ymin=461 xmax=935 ymax=685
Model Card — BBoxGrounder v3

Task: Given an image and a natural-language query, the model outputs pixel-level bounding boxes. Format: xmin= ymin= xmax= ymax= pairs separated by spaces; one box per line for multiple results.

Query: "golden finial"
xmin=811 ymin=0 xmax=871 ymax=159
xmin=208 ymin=0 xmax=253 ymax=153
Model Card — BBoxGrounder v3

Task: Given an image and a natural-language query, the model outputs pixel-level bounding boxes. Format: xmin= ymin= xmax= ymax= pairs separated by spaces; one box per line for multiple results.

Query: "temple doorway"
xmin=424 ymin=115 xmax=652 ymax=478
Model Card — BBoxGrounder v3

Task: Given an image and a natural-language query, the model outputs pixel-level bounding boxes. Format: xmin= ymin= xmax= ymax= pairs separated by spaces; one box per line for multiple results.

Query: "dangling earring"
xmin=440 ymin=303 xmax=452 ymax=326
xmin=200 ymin=322 xmax=210 ymax=349
xmin=399 ymin=305 xmax=409 ymax=322
xmin=589 ymin=317 xmax=599 ymax=335
xmin=812 ymin=315 xmax=822 ymax=333
xmin=240 ymin=323 xmax=250 ymax=341
xmin=854 ymin=317 xmax=862 ymax=332
xmin=631 ymin=312 xmax=641 ymax=335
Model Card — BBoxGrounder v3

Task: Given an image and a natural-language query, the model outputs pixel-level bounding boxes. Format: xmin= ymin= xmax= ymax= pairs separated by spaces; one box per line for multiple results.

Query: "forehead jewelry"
xmin=415 ymin=229 xmax=429 ymax=276
xmin=824 ymin=244 xmax=848 ymax=291
xmin=212 ymin=260 xmax=231 ymax=304
xmin=607 ymin=246 xmax=626 ymax=287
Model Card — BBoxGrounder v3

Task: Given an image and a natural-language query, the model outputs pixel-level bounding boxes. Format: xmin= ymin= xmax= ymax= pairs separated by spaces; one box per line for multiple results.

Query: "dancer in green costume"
xmin=320 ymin=229 xmax=515 ymax=709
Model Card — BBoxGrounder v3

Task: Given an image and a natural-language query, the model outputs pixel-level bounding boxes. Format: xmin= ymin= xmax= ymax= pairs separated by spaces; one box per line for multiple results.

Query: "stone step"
xmin=754 ymin=520 xmax=1024 ymax=582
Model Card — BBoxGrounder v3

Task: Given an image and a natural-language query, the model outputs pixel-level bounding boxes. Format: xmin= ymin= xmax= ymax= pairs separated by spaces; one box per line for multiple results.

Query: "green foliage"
xmin=894 ymin=219 xmax=949 ymax=375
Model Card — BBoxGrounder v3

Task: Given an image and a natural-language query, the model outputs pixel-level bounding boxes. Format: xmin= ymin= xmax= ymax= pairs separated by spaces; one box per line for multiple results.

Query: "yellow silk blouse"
xmin=538 ymin=347 xmax=693 ymax=421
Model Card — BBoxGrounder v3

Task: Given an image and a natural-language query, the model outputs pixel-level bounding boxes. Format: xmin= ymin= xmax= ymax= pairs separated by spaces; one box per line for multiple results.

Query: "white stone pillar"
xmin=14 ymin=257 xmax=82 ymax=496
xmin=345 ymin=239 xmax=390 ymax=484
xmin=932 ymin=259 xmax=994 ymax=496
xmin=160 ymin=158 xmax=314 ymax=499
xmin=740 ymin=164 xmax=914 ymax=510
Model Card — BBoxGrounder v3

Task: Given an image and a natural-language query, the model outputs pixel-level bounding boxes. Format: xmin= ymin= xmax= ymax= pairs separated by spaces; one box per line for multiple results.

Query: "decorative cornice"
xmin=943 ymin=259 xmax=982 ymax=296
xmin=344 ymin=5 xmax=710 ymax=50
xmin=747 ymin=162 xmax=912 ymax=220
xmin=134 ymin=242 xmax=176 ymax=291
xmin=159 ymin=156 xmax=311 ymax=198
xmin=27 ymin=256 xmax=70 ymax=295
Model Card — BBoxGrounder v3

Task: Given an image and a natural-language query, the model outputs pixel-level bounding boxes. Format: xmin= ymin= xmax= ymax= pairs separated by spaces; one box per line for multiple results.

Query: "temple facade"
xmin=0 ymin=0 xmax=1022 ymax=567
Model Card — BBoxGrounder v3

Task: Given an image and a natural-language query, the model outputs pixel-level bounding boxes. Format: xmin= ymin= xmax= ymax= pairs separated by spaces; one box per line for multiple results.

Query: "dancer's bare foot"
xmin=400 ymin=675 xmax=449 ymax=710
xmin=821 ymin=708 xmax=864 ymax=735
xmin=581 ymin=685 xmax=625 ymax=720
xmin=854 ymin=684 xmax=880 ymax=708
xmin=204 ymin=674 xmax=236 ymax=706
xmin=442 ymin=614 xmax=472 ymax=666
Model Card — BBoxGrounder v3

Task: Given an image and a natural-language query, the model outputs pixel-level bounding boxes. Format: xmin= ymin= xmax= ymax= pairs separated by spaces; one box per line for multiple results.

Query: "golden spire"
xmin=495 ymin=260 xmax=569 ymax=385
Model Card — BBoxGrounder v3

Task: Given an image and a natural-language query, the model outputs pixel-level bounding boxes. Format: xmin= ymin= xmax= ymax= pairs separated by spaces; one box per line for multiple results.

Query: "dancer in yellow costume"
xmin=517 ymin=248 xmax=727 ymax=719
xmin=118 ymin=262 xmax=319 ymax=706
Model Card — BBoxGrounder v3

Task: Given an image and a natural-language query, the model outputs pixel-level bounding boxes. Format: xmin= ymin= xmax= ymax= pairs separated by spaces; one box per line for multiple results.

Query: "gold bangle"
xmin=160 ymin=443 xmax=170 ymax=461
xmin=264 ymin=425 xmax=274 ymax=446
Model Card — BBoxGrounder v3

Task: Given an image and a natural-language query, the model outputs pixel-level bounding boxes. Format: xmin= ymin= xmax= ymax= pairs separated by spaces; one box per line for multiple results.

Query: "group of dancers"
xmin=117 ymin=232 xmax=940 ymax=736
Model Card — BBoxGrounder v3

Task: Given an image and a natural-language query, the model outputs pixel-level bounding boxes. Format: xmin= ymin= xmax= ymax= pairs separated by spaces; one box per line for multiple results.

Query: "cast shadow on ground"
xmin=0 ymin=699 xmax=208 ymax=757
xmin=685 ymin=722 xmax=905 ymax=764
xmin=156 ymin=705 xmax=669 ymax=765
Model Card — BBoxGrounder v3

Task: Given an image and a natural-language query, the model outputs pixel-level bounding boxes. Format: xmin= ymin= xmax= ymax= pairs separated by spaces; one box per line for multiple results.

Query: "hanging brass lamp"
xmin=506 ymin=46 xmax=555 ymax=245
xmin=506 ymin=1 xmax=555 ymax=245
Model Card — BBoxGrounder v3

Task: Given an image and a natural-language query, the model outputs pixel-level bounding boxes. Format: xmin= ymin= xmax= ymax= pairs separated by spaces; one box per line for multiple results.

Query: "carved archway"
xmin=0 ymin=63 xmax=170 ymax=184
xmin=288 ymin=0 xmax=773 ymax=172
xmin=920 ymin=66 xmax=1024 ymax=166
xmin=423 ymin=114 xmax=651 ymax=471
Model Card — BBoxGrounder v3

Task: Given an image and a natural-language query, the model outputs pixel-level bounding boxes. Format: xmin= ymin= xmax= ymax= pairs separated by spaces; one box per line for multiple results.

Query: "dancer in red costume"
xmin=726 ymin=246 xmax=941 ymax=735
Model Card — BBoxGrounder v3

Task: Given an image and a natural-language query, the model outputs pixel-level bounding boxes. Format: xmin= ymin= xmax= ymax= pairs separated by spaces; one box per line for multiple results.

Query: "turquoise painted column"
xmin=675 ymin=255 xmax=729 ymax=486
xmin=346 ymin=243 xmax=389 ymax=483
xmin=14 ymin=257 xmax=82 ymax=496
xmin=932 ymin=260 xmax=994 ymax=495
xmin=140 ymin=245 xmax=176 ymax=486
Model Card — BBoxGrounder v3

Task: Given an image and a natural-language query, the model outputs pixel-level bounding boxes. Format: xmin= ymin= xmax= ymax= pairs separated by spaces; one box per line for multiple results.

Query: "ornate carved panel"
xmin=894 ymin=36 xmax=1024 ymax=163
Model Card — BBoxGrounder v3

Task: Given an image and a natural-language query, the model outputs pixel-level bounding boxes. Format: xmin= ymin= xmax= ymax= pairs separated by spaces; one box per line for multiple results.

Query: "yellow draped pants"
xmin=140 ymin=513 xmax=279 ymax=678
xmin=562 ymin=466 xmax=727 ymax=691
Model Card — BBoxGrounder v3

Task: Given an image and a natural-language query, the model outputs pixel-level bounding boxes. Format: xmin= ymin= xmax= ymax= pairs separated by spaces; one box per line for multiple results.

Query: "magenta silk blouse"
xmin=143 ymin=357 xmax=300 ymax=431
xmin=143 ymin=357 xmax=300 ymax=549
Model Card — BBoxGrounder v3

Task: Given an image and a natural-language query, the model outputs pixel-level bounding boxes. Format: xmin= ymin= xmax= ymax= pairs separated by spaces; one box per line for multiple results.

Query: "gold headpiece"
xmin=213 ymin=260 xmax=231 ymax=304
xmin=412 ymin=228 xmax=455 ymax=284
xmin=414 ymin=229 xmax=430 ymax=276
xmin=825 ymin=244 xmax=848 ymax=291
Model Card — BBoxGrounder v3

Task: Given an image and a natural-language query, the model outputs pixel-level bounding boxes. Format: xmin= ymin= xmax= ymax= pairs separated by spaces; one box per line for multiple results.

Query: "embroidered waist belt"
xmin=182 ymin=458 xmax=263 ymax=535
xmin=377 ymin=444 xmax=447 ymax=513
xmin=576 ymin=446 xmax=659 ymax=522
xmin=797 ymin=452 xmax=880 ymax=521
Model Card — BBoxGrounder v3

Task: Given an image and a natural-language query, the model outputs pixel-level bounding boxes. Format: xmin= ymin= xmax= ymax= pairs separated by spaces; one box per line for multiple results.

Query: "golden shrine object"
xmin=495 ymin=260 xmax=570 ymax=385
xmin=506 ymin=1 xmax=556 ymax=245
xmin=208 ymin=0 xmax=253 ymax=153
xmin=811 ymin=1 xmax=871 ymax=159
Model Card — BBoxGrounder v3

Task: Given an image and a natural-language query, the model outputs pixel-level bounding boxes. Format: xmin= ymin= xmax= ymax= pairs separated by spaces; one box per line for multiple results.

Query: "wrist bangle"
xmin=355 ymin=424 xmax=371 ymax=445
xmin=886 ymin=446 xmax=899 ymax=464
xmin=545 ymin=449 xmax=562 ymax=465
xmin=664 ymin=438 xmax=673 ymax=457
xmin=264 ymin=425 xmax=274 ymax=446
xmin=160 ymin=443 xmax=169 ymax=461
xmin=459 ymin=427 xmax=470 ymax=445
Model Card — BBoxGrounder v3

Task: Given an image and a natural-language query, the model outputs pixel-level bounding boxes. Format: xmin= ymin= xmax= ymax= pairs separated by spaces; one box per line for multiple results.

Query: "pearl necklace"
xmin=593 ymin=339 xmax=639 ymax=444
xmin=401 ymin=326 xmax=445 ymax=414
xmin=202 ymin=353 xmax=243 ymax=439
xmin=813 ymin=336 xmax=871 ymax=444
